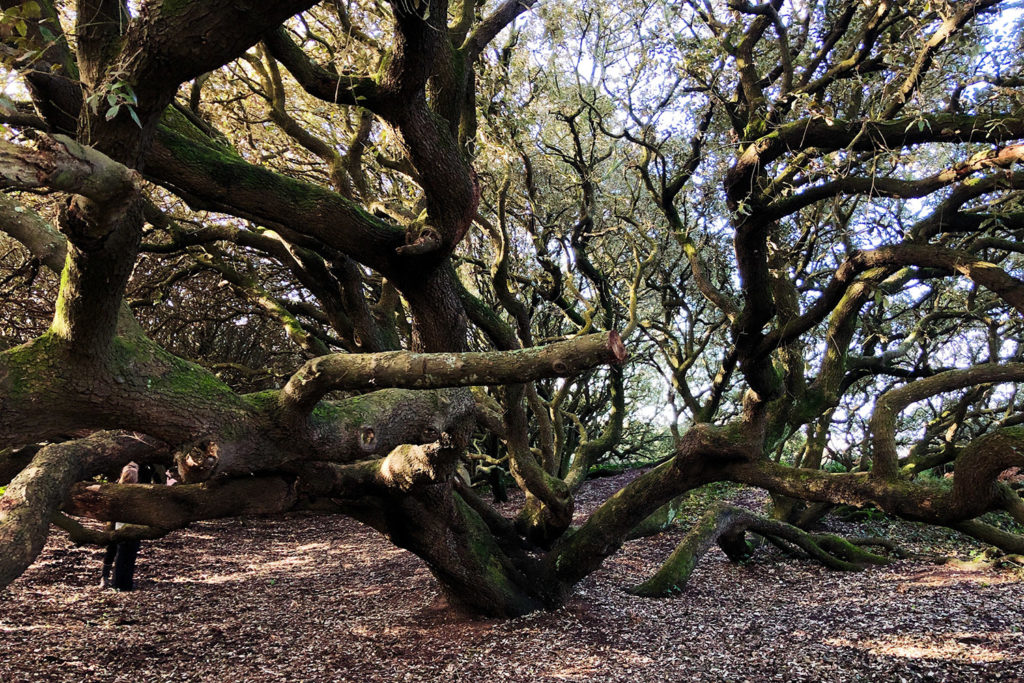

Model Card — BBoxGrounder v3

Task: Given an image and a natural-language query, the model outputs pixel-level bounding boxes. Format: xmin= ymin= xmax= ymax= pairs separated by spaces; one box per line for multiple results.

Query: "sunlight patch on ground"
xmin=878 ymin=566 xmax=1020 ymax=590
xmin=249 ymin=555 xmax=313 ymax=572
xmin=294 ymin=542 xmax=331 ymax=553
xmin=547 ymin=655 xmax=605 ymax=680
xmin=189 ymin=571 xmax=255 ymax=585
xmin=825 ymin=634 xmax=1011 ymax=663
xmin=0 ymin=624 xmax=54 ymax=632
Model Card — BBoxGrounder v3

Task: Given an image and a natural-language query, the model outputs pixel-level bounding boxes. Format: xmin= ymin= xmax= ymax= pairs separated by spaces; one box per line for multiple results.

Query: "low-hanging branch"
xmin=50 ymin=512 xmax=173 ymax=546
xmin=630 ymin=503 xmax=896 ymax=598
xmin=63 ymin=476 xmax=298 ymax=529
xmin=279 ymin=331 xmax=627 ymax=414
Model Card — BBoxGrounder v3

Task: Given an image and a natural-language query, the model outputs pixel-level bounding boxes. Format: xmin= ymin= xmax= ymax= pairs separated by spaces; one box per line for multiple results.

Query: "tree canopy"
xmin=1 ymin=0 xmax=1023 ymax=619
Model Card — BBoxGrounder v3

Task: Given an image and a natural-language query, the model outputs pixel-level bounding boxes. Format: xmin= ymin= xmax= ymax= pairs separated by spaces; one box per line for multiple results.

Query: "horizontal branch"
xmin=727 ymin=112 xmax=1024 ymax=204
xmin=279 ymin=331 xmax=627 ymax=414
xmin=763 ymin=145 xmax=1024 ymax=222
xmin=148 ymin=126 xmax=407 ymax=274
xmin=953 ymin=519 xmax=1024 ymax=555
xmin=0 ymin=134 xmax=139 ymax=202
xmin=50 ymin=512 xmax=172 ymax=546
xmin=64 ymin=476 xmax=297 ymax=528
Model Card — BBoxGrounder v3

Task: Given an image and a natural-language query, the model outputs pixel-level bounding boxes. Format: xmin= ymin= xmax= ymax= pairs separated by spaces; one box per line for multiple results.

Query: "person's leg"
xmin=111 ymin=540 xmax=141 ymax=591
xmin=100 ymin=544 xmax=117 ymax=588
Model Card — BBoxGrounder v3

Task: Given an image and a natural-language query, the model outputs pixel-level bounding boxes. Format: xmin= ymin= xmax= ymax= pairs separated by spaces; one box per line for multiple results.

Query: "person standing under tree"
xmin=99 ymin=462 xmax=142 ymax=591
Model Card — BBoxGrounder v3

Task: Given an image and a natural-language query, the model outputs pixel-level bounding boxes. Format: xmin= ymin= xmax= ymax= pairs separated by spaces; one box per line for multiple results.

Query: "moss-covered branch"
xmin=870 ymin=366 xmax=1024 ymax=480
xmin=279 ymin=331 xmax=627 ymax=414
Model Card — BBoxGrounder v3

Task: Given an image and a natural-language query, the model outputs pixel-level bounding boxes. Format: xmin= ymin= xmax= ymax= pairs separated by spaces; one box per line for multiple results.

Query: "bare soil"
xmin=2 ymin=469 xmax=1023 ymax=682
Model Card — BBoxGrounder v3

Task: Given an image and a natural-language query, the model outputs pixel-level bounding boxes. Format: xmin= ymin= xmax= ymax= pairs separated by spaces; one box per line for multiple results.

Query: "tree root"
xmin=630 ymin=503 xmax=900 ymax=597
xmin=952 ymin=519 xmax=1024 ymax=555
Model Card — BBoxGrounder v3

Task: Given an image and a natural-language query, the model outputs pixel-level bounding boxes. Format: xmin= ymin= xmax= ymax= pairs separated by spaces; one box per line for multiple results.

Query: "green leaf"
xmin=14 ymin=19 xmax=27 ymax=37
xmin=22 ymin=2 xmax=41 ymax=19
xmin=107 ymin=93 xmax=118 ymax=107
xmin=105 ymin=104 xmax=120 ymax=121
xmin=128 ymin=108 xmax=141 ymax=128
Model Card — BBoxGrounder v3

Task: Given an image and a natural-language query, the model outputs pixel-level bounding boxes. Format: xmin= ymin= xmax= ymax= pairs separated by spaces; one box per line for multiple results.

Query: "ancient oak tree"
xmin=2 ymin=0 xmax=1024 ymax=617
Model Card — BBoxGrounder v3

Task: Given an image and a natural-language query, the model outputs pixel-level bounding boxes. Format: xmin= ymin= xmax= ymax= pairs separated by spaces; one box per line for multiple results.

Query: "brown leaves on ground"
xmin=1 ymin=469 xmax=1022 ymax=682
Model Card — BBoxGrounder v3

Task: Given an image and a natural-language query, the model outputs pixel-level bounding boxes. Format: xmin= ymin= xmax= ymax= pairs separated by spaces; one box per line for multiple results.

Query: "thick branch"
xmin=630 ymin=503 xmax=892 ymax=597
xmin=870 ymin=366 xmax=1024 ymax=480
xmin=0 ymin=193 xmax=67 ymax=272
xmin=0 ymin=134 xmax=139 ymax=202
xmin=279 ymin=331 xmax=626 ymax=414
xmin=113 ymin=1 xmax=319 ymax=119
xmin=148 ymin=127 xmax=406 ymax=274
xmin=463 ymin=0 xmax=536 ymax=61
xmin=952 ymin=519 xmax=1024 ymax=555
xmin=726 ymin=113 xmax=1024 ymax=205
xmin=755 ymin=244 xmax=1024 ymax=359
xmin=64 ymin=476 xmax=296 ymax=528
xmin=263 ymin=28 xmax=382 ymax=110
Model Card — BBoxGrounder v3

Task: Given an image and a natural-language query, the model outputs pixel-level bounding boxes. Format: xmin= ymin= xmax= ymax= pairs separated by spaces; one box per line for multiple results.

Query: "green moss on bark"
xmin=109 ymin=336 xmax=242 ymax=408
xmin=1 ymin=332 xmax=63 ymax=399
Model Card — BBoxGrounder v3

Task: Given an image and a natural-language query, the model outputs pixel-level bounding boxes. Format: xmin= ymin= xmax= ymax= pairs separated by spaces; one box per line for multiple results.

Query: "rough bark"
xmin=279 ymin=331 xmax=626 ymax=414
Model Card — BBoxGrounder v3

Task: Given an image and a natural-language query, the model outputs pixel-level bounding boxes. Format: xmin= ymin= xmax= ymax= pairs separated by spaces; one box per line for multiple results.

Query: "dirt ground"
xmin=2 ymin=469 xmax=1023 ymax=682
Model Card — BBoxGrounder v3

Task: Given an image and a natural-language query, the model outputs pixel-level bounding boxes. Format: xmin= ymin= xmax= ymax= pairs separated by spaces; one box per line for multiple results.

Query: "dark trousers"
xmin=102 ymin=540 xmax=141 ymax=590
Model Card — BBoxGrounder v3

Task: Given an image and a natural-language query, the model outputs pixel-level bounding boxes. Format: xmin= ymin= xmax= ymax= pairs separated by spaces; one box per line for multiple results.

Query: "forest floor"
xmin=2 ymin=468 xmax=1023 ymax=683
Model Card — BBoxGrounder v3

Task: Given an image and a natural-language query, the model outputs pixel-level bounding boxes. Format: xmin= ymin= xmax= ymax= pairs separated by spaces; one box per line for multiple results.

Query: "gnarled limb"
xmin=462 ymin=0 xmax=538 ymax=61
xmin=502 ymin=383 xmax=573 ymax=546
xmin=870 ymin=366 xmax=1024 ymax=480
xmin=0 ymin=135 xmax=139 ymax=202
xmin=626 ymin=494 xmax=690 ymax=541
xmin=630 ymin=503 xmax=895 ymax=598
xmin=64 ymin=476 xmax=297 ymax=529
xmin=295 ymin=453 xmax=550 ymax=616
xmin=278 ymin=331 xmax=626 ymax=414
xmin=0 ymin=193 xmax=67 ymax=272
xmin=50 ymin=512 xmax=172 ymax=546
xmin=756 ymin=245 xmax=1024 ymax=361
xmin=726 ymin=113 xmax=1024 ymax=206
